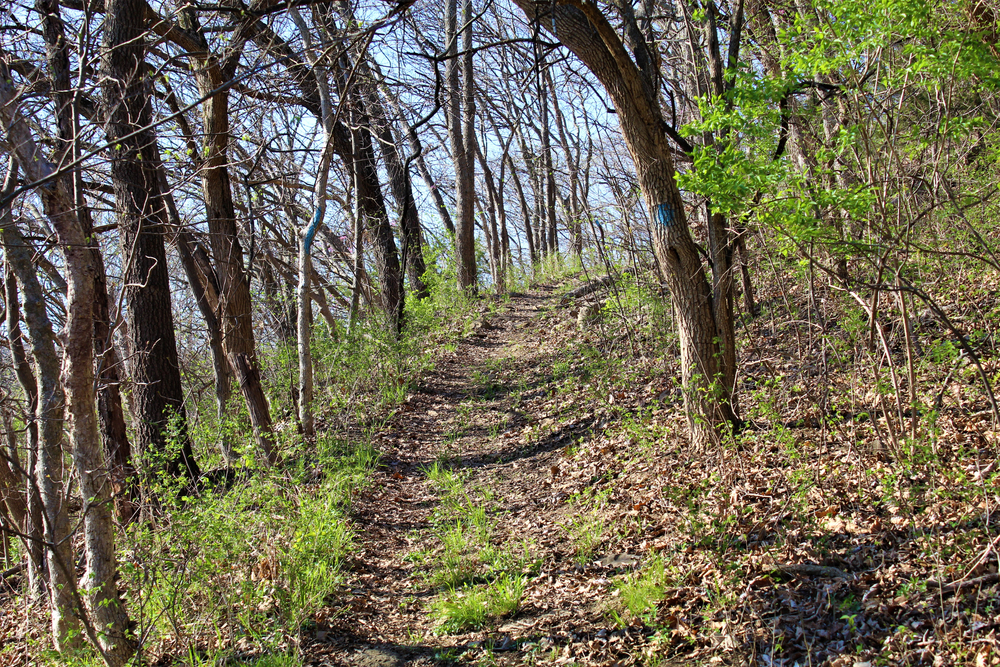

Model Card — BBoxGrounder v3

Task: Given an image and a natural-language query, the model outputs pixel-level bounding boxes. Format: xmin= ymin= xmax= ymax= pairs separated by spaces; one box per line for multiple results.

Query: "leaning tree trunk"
xmin=335 ymin=6 xmax=430 ymax=301
xmin=176 ymin=9 xmax=277 ymax=464
xmin=512 ymin=0 xmax=739 ymax=446
xmin=157 ymin=161 xmax=237 ymax=461
xmin=383 ymin=84 xmax=456 ymax=237
xmin=0 ymin=223 xmax=80 ymax=653
xmin=0 ymin=163 xmax=46 ymax=601
xmin=344 ymin=117 xmax=405 ymax=333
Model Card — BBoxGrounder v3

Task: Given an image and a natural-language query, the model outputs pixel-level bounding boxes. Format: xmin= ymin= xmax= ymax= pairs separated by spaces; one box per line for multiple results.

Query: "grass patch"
xmin=121 ymin=435 xmax=376 ymax=661
xmin=431 ymin=573 xmax=526 ymax=632
xmin=419 ymin=463 xmax=539 ymax=633
xmin=611 ymin=553 xmax=672 ymax=627
xmin=563 ymin=513 xmax=606 ymax=565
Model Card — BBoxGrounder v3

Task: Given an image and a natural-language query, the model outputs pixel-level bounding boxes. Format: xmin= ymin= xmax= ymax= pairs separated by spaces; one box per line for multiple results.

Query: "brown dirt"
xmin=302 ymin=284 xmax=656 ymax=666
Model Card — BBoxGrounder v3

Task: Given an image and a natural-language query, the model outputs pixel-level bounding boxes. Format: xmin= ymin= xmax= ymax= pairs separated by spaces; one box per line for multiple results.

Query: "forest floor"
xmin=297 ymin=277 xmax=1000 ymax=667
xmin=3 ymin=274 xmax=998 ymax=667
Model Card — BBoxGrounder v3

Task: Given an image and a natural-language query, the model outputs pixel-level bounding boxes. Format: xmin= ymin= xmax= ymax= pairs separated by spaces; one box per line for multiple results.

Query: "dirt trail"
xmin=303 ymin=285 xmax=641 ymax=666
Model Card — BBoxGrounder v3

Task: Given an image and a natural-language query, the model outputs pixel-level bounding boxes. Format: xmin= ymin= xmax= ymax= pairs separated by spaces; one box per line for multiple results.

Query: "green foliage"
xmin=122 ymin=435 xmax=375 ymax=660
xmin=419 ymin=463 xmax=538 ymax=633
xmin=308 ymin=316 xmax=433 ymax=423
xmin=562 ymin=513 xmax=605 ymax=565
xmin=431 ymin=573 xmax=525 ymax=633
xmin=613 ymin=553 xmax=672 ymax=626
xmin=678 ymin=0 xmax=1000 ymax=287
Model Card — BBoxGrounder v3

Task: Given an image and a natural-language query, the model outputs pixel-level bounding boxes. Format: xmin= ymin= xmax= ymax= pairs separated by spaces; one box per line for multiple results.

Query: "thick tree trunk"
xmin=512 ymin=0 xmax=738 ymax=446
xmin=102 ymin=1 xmax=200 ymax=481
xmin=198 ymin=89 xmax=277 ymax=463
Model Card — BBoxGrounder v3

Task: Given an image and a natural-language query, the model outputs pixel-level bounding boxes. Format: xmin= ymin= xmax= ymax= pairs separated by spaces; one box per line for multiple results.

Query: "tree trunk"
xmin=336 ymin=115 xmax=405 ymax=333
xmin=383 ymin=85 xmax=456 ymax=237
xmin=546 ymin=67 xmax=583 ymax=255
xmin=507 ymin=153 xmax=536 ymax=267
xmin=1 ymin=57 xmax=140 ymax=660
xmin=475 ymin=139 xmax=504 ymax=289
xmin=102 ymin=1 xmax=200 ymax=481
xmin=35 ymin=0 xmax=137 ymax=517
xmin=447 ymin=0 xmax=477 ymax=291
xmin=3 ymin=266 xmax=47 ymax=601
xmin=0 ymin=164 xmax=46 ymax=601
xmin=179 ymin=10 xmax=277 ymax=464
xmin=536 ymin=52 xmax=558 ymax=257
xmin=512 ymin=0 xmax=738 ymax=446
xmin=343 ymin=34 xmax=429 ymax=300
xmin=0 ymin=222 xmax=80 ymax=653
xmin=157 ymin=163 xmax=237 ymax=461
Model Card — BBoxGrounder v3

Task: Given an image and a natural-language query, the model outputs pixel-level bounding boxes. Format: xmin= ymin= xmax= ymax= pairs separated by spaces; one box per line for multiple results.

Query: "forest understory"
xmin=4 ymin=0 xmax=1000 ymax=664
xmin=3 ymin=268 xmax=991 ymax=667
xmin=303 ymin=275 xmax=1000 ymax=667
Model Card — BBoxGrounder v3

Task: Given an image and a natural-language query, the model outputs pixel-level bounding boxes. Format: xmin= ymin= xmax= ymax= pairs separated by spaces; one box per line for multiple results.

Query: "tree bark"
xmin=102 ymin=0 xmax=200 ymax=481
xmin=0 ymin=163 xmax=46 ymax=601
xmin=512 ymin=0 xmax=739 ymax=445
xmin=178 ymin=8 xmax=277 ymax=464
xmin=447 ymin=0 xmax=477 ymax=291
xmin=37 ymin=0 xmax=135 ymax=511
xmin=383 ymin=85 xmax=456 ymax=237
xmin=2 ymin=56 xmax=136 ymax=661
xmin=0 ymin=222 xmax=80 ymax=653
xmin=157 ymin=162 xmax=238 ymax=461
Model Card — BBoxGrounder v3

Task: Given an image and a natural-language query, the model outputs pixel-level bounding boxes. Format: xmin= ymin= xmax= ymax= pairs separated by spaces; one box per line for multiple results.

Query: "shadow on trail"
xmin=408 ymin=410 xmax=604 ymax=473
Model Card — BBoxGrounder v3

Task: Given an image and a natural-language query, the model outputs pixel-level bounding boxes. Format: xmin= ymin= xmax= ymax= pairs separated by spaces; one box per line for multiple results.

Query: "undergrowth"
xmin=117 ymin=435 xmax=377 ymax=665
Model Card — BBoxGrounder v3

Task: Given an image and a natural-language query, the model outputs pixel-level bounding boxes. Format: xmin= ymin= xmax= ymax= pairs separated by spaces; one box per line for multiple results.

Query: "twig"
xmin=927 ymin=572 xmax=999 ymax=594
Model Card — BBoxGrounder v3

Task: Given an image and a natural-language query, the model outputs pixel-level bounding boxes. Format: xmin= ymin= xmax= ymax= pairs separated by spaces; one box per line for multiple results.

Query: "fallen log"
xmin=561 ymin=269 xmax=634 ymax=304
